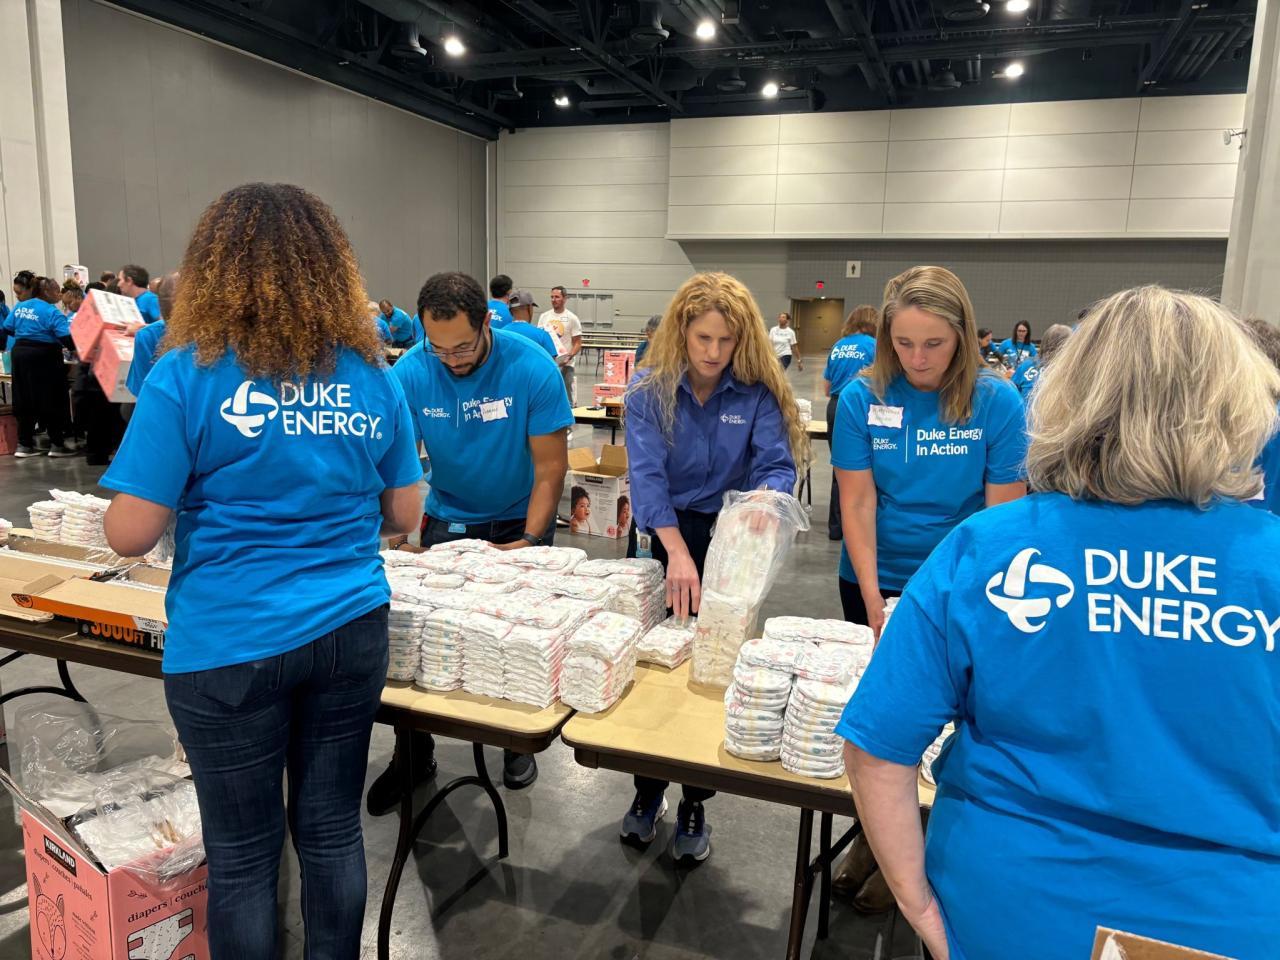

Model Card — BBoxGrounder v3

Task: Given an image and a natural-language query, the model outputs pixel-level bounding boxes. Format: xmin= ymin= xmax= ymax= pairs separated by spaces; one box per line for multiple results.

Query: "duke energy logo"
xmin=219 ymin=381 xmax=384 ymax=439
xmin=985 ymin=547 xmax=1075 ymax=633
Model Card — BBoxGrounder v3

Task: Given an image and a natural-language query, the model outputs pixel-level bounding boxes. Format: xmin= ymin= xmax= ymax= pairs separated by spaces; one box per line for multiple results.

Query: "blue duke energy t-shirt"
xmin=101 ymin=347 xmax=422 ymax=674
xmin=823 ymin=333 xmax=876 ymax=396
xmin=393 ymin=328 xmax=573 ymax=524
xmin=832 ymin=372 xmax=1026 ymax=589
xmin=838 ymin=494 xmax=1280 ymax=960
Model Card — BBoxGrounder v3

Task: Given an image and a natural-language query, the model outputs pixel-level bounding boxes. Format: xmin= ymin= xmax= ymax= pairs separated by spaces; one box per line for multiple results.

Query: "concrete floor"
xmin=0 ymin=358 xmax=922 ymax=959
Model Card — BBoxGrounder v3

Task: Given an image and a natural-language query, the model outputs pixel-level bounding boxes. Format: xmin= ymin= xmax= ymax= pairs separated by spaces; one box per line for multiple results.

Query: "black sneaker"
xmin=365 ymin=735 xmax=437 ymax=817
xmin=502 ymin=750 xmax=538 ymax=790
xmin=13 ymin=445 xmax=39 ymax=459
xmin=47 ymin=443 xmax=78 ymax=458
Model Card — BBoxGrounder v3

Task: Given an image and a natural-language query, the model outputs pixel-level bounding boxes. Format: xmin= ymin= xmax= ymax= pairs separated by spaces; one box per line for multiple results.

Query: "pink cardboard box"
xmin=4 ymin=762 xmax=211 ymax=960
xmin=70 ymin=290 xmax=142 ymax=362
xmin=93 ymin=332 xmax=135 ymax=402
xmin=593 ymin=383 xmax=627 ymax=405
xmin=602 ymin=350 xmax=635 ymax=386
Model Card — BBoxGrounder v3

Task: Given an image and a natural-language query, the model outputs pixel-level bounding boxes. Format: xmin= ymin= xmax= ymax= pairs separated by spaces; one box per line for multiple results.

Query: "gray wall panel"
xmin=63 ymin=0 xmax=485 ymax=309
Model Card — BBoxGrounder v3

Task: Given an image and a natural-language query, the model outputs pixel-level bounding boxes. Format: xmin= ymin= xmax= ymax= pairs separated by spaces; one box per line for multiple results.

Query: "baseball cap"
xmin=510 ymin=289 xmax=539 ymax=308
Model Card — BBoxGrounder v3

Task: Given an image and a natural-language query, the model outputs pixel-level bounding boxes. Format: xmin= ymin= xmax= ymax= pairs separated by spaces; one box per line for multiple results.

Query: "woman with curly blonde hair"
xmin=621 ymin=271 xmax=807 ymax=862
xmin=101 ymin=182 xmax=423 ymax=960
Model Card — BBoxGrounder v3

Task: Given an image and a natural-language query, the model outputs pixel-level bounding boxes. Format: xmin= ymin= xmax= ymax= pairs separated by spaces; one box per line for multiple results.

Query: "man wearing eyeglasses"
xmin=367 ymin=270 xmax=572 ymax=811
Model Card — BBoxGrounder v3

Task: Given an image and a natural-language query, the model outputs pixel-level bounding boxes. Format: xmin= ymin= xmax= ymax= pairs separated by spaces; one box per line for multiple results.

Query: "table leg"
xmin=818 ymin=812 xmax=833 ymax=939
xmin=785 ymin=808 xmax=815 ymax=960
xmin=377 ymin=722 xmax=416 ymax=960
xmin=0 ymin=654 xmax=89 ymax=706
xmin=806 ymin=466 xmax=813 ymax=509
xmin=470 ymin=742 xmax=509 ymax=859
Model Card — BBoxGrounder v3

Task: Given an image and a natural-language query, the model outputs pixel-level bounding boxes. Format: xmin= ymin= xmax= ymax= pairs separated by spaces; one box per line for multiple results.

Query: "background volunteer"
xmin=623 ymin=271 xmax=807 ymax=864
xmin=1243 ymin=316 xmax=1280 ymax=514
xmin=840 ymin=286 xmax=1280 ymax=960
xmin=769 ymin=311 xmax=802 ymax=371
xmin=634 ymin=314 xmax=661 ymax=365
xmin=833 ymin=265 xmax=1027 ymax=634
xmin=117 ymin=263 xmax=161 ymax=323
xmin=126 ymin=271 xmax=180 ymax=399
xmin=997 ymin=319 xmax=1037 ymax=367
xmin=488 ymin=273 xmax=515 ymax=330
xmin=1011 ymin=323 xmax=1072 ymax=400
xmin=507 ymin=288 xmax=559 ymax=357
xmin=9 ymin=271 xmax=75 ymax=459
xmin=367 ymin=269 xmax=572 ymax=808
xmin=539 ymin=285 xmax=583 ymax=405
xmin=823 ymin=305 xmax=879 ymax=541
xmin=380 ymin=299 xmax=415 ymax=347
xmin=100 ymin=182 xmax=423 ymax=960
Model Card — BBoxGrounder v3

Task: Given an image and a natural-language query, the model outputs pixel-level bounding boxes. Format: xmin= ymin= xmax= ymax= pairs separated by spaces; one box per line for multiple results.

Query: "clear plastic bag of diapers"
xmin=701 ymin=490 xmax=810 ymax=607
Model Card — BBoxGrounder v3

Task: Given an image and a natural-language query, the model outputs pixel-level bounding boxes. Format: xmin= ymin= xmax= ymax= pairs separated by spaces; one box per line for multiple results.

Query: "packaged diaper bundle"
xmin=464 ymin=559 xmax=522 ymax=585
xmin=796 ymin=398 xmax=813 ymax=424
xmin=559 ymin=612 xmax=643 ymax=713
xmin=723 ymin=661 xmax=792 ymax=761
xmin=502 ymin=546 xmax=587 ymax=574
xmin=763 ymin=617 xmax=871 ymax=648
xmin=503 ymin=625 xmax=568 ymax=708
xmin=781 ymin=678 xmax=856 ymax=780
xmin=575 ymin=558 xmax=665 ymax=582
xmin=460 ymin=613 xmax=514 ymax=699
xmin=636 ymin=616 xmax=697 ymax=669
xmin=462 ymin=578 xmax=521 ymax=595
xmin=692 ymin=491 xmax=809 ymax=688
xmin=519 ymin=571 xmax=623 ymax=610
xmin=426 ymin=539 xmax=499 ymax=556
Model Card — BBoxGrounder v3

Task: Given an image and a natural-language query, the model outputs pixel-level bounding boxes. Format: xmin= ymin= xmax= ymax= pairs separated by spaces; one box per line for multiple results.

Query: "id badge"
xmin=636 ymin=533 xmax=653 ymax=559
xmin=867 ymin=404 xmax=904 ymax=429
xmin=448 ymin=522 xmax=468 ymax=534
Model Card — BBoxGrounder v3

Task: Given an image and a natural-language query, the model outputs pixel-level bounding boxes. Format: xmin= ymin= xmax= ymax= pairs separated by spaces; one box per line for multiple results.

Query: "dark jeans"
xmin=12 ymin=340 xmax=69 ymax=447
xmin=839 ymin=578 xmax=902 ymax=626
xmin=628 ymin=508 xmax=718 ymax=805
xmin=780 ymin=354 xmax=793 ymax=370
xmin=827 ymin=393 xmax=842 ymax=539
xmin=165 ymin=606 xmax=389 ymax=960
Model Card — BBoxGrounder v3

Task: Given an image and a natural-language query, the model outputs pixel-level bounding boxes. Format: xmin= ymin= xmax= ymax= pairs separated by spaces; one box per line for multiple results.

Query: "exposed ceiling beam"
xmin=1137 ymin=0 xmax=1199 ymax=90
xmin=492 ymin=0 xmax=687 ymax=112
xmin=828 ymin=0 xmax=899 ymax=103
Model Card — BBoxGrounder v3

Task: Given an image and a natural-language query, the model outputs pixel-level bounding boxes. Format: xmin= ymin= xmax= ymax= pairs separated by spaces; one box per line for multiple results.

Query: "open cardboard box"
xmin=0 ymin=763 xmax=209 ymax=960
xmin=1092 ymin=928 xmax=1235 ymax=960
xmin=567 ymin=445 xmax=632 ymax=540
xmin=12 ymin=568 xmax=169 ymax=652
xmin=0 ymin=554 xmax=107 ymax=624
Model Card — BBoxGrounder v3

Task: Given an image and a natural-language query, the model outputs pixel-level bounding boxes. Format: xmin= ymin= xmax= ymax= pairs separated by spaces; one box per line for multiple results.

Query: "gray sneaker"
xmin=47 ymin=443 xmax=78 ymax=458
xmin=13 ymin=445 xmax=39 ymax=458
xmin=670 ymin=800 xmax=711 ymax=863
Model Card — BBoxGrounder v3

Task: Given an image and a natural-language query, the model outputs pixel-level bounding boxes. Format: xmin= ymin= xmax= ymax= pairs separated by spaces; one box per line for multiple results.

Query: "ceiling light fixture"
xmin=554 ymin=92 xmax=571 ymax=107
xmin=696 ymin=19 xmax=717 ymax=39
xmin=762 ymin=80 xmax=780 ymax=97
xmin=1006 ymin=0 xmax=1030 ymax=11
xmin=1004 ymin=61 xmax=1025 ymax=78
xmin=443 ymin=35 xmax=465 ymax=56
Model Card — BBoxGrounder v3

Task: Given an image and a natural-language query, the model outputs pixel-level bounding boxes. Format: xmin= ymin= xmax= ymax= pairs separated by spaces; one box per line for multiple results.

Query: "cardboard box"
xmin=13 ymin=569 xmax=169 ymax=652
xmin=602 ymin=349 xmax=635 ymax=386
xmin=1091 ymin=928 xmax=1234 ymax=960
xmin=567 ymin=445 xmax=632 ymax=539
xmin=2 ymin=768 xmax=210 ymax=960
xmin=92 ymin=331 xmax=135 ymax=402
xmin=0 ymin=414 xmax=16 ymax=456
xmin=70 ymin=289 xmax=142 ymax=362
xmin=593 ymin=383 xmax=627 ymax=405
xmin=0 ymin=554 xmax=110 ymax=624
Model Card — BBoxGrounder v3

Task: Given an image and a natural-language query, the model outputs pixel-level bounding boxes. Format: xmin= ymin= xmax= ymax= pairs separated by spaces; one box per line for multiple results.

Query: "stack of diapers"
xmin=691 ymin=590 xmax=756 ymax=687
xmin=416 ymin=609 xmax=470 ymax=691
xmin=636 ymin=617 xmax=696 ymax=668
xmin=781 ymin=678 xmax=856 ymax=780
xmin=52 ymin=490 xmax=111 ymax=549
xmin=503 ymin=546 xmax=587 ymax=573
xmin=723 ymin=661 xmax=792 ymax=761
xmin=504 ymin=625 xmax=568 ymax=708
xmin=560 ymin=612 xmax=642 ymax=713
xmin=387 ymin=602 xmax=432 ymax=682
xmin=460 ymin=613 xmax=513 ymax=699
xmin=27 ymin=501 xmax=64 ymax=541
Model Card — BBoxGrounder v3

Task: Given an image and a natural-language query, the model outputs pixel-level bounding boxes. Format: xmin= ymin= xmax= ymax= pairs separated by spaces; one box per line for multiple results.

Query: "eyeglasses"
xmin=423 ymin=328 xmax=485 ymax=362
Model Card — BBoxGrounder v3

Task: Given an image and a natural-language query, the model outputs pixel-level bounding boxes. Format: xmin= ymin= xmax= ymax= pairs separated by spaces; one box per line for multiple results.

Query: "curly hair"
xmin=417 ymin=272 xmax=488 ymax=330
xmin=629 ymin=272 xmax=810 ymax=470
xmin=166 ymin=182 xmax=381 ymax=380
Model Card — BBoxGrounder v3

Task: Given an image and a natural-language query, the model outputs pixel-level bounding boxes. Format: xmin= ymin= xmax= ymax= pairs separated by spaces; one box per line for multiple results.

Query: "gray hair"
xmin=1038 ymin=324 xmax=1072 ymax=365
xmin=1027 ymin=286 xmax=1280 ymax=506
xmin=645 ymin=314 xmax=661 ymax=333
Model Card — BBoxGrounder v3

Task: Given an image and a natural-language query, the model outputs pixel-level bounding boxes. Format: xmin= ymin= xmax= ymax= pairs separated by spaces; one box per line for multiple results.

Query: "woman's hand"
xmin=665 ymin=549 xmax=702 ymax=620
xmin=862 ymin=588 xmax=887 ymax=641
xmin=900 ymin=890 xmax=949 ymax=960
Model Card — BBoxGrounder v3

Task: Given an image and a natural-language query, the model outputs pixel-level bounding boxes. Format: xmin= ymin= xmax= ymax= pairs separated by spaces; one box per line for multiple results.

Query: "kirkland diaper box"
xmin=2 ymin=767 xmax=210 ymax=960
xmin=92 ymin=331 xmax=136 ymax=403
xmin=592 ymin=383 xmax=627 ymax=406
xmin=1090 ymin=928 xmax=1233 ymax=960
xmin=71 ymin=290 xmax=142 ymax=363
xmin=602 ymin=350 xmax=635 ymax=386
xmin=567 ymin=445 xmax=632 ymax=539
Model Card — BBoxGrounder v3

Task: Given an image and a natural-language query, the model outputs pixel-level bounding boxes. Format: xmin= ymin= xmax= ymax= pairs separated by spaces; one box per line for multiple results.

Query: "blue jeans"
xmin=165 ymin=606 xmax=390 ymax=960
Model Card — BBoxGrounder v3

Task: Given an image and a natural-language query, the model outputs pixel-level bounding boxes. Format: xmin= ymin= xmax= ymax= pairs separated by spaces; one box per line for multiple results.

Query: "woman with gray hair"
xmin=837 ymin=285 xmax=1280 ymax=960
xmin=634 ymin=313 xmax=661 ymax=366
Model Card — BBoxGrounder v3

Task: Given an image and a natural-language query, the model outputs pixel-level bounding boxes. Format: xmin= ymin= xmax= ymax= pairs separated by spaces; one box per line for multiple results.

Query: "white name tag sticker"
xmin=480 ymin=400 xmax=508 ymax=422
xmin=868 ymin=404 xmax=904 ymax=429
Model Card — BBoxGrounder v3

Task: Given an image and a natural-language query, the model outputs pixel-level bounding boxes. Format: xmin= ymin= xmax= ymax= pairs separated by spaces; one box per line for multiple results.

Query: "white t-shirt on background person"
xmin=538 ymin=309 xmax=583 ymax=366
xmin=770 ymin=325 xmax=798 ymax=359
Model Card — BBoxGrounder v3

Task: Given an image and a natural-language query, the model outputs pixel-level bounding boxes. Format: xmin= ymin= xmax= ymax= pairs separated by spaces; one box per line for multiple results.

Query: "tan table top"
xmin=563 ymin=662 xmax=935 ymax=816
xmin=572 ymin=405 xmax=623 ymax=422
xmin=806 ymin=419 xmax=829 ymax=437
xmin=380 ymin=681 xmax=574 ymax=754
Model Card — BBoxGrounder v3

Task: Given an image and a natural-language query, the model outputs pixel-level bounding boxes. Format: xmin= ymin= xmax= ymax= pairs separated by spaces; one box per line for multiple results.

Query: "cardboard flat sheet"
xmin=564 ymin=662 xmax=936 ymax=807
xmin=1092 ymin=929 xmax=1235 ymax=960
xmin=380 ymin=683 xmax=573 ymax=738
